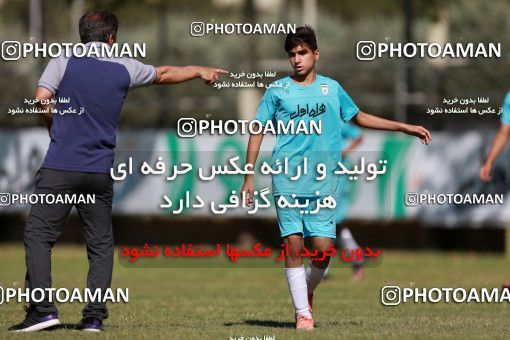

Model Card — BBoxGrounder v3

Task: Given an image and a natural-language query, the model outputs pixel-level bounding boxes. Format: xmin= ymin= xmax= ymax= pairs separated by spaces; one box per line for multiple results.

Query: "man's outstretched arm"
xmin=352 ymin=111 xmax=432 ymax=145
xmin=153 ymin=66 xmax=228 ymax=85
xmin=480 ymin=124 xmax=510 ymax=182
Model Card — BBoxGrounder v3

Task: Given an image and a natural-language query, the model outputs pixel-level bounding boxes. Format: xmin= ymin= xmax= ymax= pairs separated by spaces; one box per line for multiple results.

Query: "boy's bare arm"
xmin=153 ymin=65 xmax=228 ymax=85
xmin=241 ymin=132 xmax=265 ymax=205
xmin=480 ymin=124 xmax=510 ymax=182
xmin=352 ymin=111 xmax=432 ymax=144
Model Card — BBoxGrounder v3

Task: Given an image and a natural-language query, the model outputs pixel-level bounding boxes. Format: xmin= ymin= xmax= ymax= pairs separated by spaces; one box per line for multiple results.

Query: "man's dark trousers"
xmin=24 ymin=168 xmax=114 ymax=320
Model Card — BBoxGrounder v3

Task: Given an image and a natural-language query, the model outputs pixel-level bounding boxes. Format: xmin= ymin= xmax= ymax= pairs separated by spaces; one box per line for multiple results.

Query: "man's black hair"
xmin=79 ymin=10 xmax=118 ymax=44
xmin=284 ymin=25 xmax=318 ymax=52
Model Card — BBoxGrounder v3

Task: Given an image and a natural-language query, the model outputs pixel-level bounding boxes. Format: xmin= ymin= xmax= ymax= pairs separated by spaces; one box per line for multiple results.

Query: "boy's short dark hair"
xmin=284 ymin=25 xmax=318 ymax=52
xmin=79 ymin=10 xmax=118 ymax=44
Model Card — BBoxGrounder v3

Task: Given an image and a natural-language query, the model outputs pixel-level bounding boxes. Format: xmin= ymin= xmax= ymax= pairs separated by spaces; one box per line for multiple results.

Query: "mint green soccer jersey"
xmin=255 ymin=74 xmax=359 ymax=196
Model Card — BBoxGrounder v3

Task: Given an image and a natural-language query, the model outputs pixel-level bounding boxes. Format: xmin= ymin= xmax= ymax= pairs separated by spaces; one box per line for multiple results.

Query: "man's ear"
xmin=314 ymin=49 xmax=320 ymax=61
xmin=107 ymin=34 xmax=116 ymax=45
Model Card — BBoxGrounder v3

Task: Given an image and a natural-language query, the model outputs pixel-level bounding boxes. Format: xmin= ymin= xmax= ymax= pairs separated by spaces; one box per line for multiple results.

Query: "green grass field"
xmin=1 ymin=244 xmax=510 ymax=339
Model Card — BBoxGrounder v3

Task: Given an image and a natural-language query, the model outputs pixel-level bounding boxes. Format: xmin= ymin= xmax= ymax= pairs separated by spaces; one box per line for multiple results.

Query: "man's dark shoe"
xmin=76 ymin=317 xmax=102 ymax=332
xmin=8 ymin=306 xmax=60 ymax=332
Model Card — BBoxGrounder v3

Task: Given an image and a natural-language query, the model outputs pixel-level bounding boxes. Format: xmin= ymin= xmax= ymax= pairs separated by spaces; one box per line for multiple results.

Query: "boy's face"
xmin=287 ymin=43 xmax=319 ymax=77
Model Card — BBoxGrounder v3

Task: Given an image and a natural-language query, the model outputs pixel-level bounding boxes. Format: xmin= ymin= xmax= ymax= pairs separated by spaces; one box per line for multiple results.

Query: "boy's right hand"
xmin=402 ymin=124 xmax=432 ymax=145
xmin=241 ymin=178 xmax=254 ymax=206
xmin=479 ymin=162 xmax=492 ymax=182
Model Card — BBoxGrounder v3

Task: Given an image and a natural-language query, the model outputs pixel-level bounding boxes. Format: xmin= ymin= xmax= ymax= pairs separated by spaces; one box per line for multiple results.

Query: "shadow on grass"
xmin=224 ymin=320 xmax=294 ymax=329
xmin=54 ymin=323 xmax=78 ymax=330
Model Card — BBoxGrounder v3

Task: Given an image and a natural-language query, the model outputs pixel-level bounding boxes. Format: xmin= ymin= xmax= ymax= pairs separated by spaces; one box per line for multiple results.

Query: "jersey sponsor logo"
xmin=290 ymin=102 xmax=326 ymax=119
